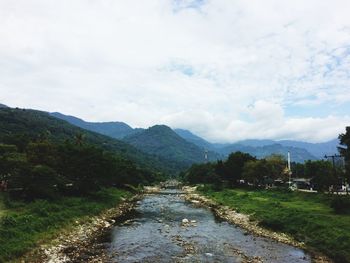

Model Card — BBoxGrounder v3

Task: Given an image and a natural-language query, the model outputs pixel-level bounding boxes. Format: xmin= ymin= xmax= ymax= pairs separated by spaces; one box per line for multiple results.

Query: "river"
xmin=106 ymin=189 xmax=311 ymax=262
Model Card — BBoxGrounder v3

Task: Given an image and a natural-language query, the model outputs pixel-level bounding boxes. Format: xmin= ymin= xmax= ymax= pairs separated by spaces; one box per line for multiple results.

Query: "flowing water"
xmin=107 ymin=190 xmax=311 ymax=262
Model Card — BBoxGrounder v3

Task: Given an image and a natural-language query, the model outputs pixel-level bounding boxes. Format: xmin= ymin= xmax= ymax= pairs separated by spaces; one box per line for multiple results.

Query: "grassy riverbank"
xmin=198 ymin=186 xmax=350 ymax=263
xmin=0 ymin=188 xmax=133 ymax=262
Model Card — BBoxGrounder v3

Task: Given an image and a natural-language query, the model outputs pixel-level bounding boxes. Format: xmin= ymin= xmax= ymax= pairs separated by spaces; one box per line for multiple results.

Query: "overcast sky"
xmin=1 ymin=0 xmax=350 ymax=143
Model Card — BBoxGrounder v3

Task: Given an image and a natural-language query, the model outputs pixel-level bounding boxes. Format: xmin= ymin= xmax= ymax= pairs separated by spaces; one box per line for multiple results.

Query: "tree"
xmin=242 ymin=159 xmax=270 ymax=186
xmin=184 ymin=163 xmax=218 ymax=185
xmin=74 ymin=133 xmax=85 ymax=146
xmin=339 ymin=127 xmax=350 ymax=182
xmin=26 ymin=141 xmax=57 ymax=167
xmin=291 ymin=162 xmax=305 ymax=178
xmin=265 ymin=154 xmax=286 ymax=180
xmin=304 ymin=160 xmax=334 ymax=191
xmin=25 ymin=165 xmax=60 ymax=200
xmin=223 ymin=152 xmax=256 ymax=185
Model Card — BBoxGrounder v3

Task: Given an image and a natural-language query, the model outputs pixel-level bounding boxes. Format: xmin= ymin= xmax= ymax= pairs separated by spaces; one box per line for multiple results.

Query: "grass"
xmin=0 ymin=195 xmax=7 ymax=218
xmin=198 ymin=186 xmax=350 ymax=263
xmin=0 ymin=188 xmax=133 ymax=262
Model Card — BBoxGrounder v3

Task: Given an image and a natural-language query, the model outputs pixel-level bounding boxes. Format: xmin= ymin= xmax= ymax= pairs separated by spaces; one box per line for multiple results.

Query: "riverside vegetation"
xmin=1 ymin=107 xmax=350 ymax=262
xmin=0 ymin=188 xmax=132 ymax=262
xmin=0 ymin=108 xmax=166 ymax=261
xmin=181 ymin=127 xmax=350 ymax=263
xmin=197 ymin=186 xmax=350 ymax=263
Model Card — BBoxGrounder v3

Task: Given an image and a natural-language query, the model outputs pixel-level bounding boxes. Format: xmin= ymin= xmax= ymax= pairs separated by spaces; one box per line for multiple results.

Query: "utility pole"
xmin=288 ymin=151 xmax=292 ymax=188
xmin=204 ymin=150 xmax=208 ymax=163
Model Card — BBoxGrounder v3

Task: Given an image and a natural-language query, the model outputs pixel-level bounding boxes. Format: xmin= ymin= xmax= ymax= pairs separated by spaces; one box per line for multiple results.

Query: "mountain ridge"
xmin=5 ymin=109 xmax=338 ymax=163
xmin=0 ymin=107 xmax=181 ymax=175
xmin=123 ymin=125 xmax=221 ymax=169
xmin=50 ymin=112 xmax=136 ymax=139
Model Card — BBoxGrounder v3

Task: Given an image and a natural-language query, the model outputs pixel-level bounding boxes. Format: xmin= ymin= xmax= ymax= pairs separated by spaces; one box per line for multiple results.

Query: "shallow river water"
xmin=107 ymin=190 xmax=311 ymax=263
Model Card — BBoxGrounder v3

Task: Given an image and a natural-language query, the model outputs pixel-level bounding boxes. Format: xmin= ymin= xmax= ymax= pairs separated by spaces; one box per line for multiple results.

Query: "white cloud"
xmin=0 ymin=0 xmax=350 ymax=142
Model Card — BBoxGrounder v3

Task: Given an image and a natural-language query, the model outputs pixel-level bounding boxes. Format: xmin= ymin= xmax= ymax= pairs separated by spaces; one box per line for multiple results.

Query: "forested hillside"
xmin=123 ymin=125 xmax=221 ymax=169
xmin=47 ymin=111 xmax=335 ymax=163
xmin=0 ymin=108 xmax=178 ymax=175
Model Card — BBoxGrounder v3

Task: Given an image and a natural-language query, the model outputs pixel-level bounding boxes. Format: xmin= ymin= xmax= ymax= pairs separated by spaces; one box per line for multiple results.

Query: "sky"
xmin=0 ymin=0 xmax=350 ymax=143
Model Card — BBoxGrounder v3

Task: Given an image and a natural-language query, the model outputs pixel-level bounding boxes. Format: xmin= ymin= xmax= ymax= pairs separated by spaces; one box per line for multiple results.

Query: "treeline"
xmin=182 ymin=151 xmax=347 ymax=191
xmin=0 ymin=108 xmax=182 ymax=176
xmin=183 ymin=128 xmax=350 ymax=190
xmin=0 ymin=134 xmax=165 ymax=200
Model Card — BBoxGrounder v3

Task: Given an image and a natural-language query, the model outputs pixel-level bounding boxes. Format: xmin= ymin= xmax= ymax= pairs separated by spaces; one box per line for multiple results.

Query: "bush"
xmin=259 ymin=218 xmax=284 ymax=231
xmin=331 ymin=196 xmax=350 ymax=214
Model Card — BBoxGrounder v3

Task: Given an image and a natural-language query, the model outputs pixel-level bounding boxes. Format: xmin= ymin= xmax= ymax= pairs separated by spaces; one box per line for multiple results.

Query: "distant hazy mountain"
xmin=174 ymin=130 xmax=336 ymax=162
xmin=50 ymin=112 xmax=136 ymax=139
xmin=174 ymin=129 xmax=214 ymax=150
xmin=233 ymin=139 xmax=340 ymax=159
xmin=0 ymin=103 xmax=8 ymax=108
xmin=123 ymin=125 xmax=221 ymax=168
xmin=49 ymin=111 xmax=339 ymax=164
xmin=276 ymin=139 xmax=339 ymax=158
xmin=217 ymin=143 xmax=317 ymax=163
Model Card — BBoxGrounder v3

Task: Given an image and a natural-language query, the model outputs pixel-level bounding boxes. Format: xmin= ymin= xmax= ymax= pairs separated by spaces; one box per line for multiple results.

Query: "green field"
xmin=0 ymin=188 xmax=132 ymax=262
xmin=198 ymin=186 xmax=350 ymax=263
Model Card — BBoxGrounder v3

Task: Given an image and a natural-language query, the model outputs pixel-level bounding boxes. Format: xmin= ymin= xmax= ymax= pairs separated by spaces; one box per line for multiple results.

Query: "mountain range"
xmin=0 ymin=107 xmax=189 ymax=175
xmin=123 ymin=125 xmax=221 ymax=165
xmin=50 ymin=111 xmax=341 ymax=163
xmin=51 ymin=112 xmax=137 ymax=139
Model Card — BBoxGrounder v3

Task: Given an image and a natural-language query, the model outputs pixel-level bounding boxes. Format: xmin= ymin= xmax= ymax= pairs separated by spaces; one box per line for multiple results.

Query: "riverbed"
xmin=106 ymin=189 xmax=311 ymax=263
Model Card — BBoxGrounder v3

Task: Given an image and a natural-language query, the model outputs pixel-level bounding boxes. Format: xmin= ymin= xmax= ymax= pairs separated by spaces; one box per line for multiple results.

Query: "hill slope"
xmin=50 ymin=112 xmax=135 ymax=139
xmin=123 ymin=125 xmax=221 ymax=168
xmin=174 ymin=128 xmax=214 ymax=151
xmin=0 ymin=108 xmax=179 ymax=175
xmin=45 ymin=111 xmax=337 ymax=163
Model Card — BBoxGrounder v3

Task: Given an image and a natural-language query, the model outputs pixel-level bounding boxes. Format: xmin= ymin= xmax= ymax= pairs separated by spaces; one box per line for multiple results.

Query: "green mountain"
xmin=0 ymin=107 xmax=179 ymax=175
xmin=29 ymin=109 xmax=330 ymax=164
xmin=50 ymin=112 xmax=136 ymax=139
xmin=174 ymin=128 xmax=214 ymax=151
xmin=123 ymin=125 xmax=221 ymax=169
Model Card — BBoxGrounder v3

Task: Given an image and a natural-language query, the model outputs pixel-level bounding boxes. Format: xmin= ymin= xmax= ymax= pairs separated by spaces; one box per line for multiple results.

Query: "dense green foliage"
xmin=183 ymin=151 xmax=340 ymax=190
xmin=220 ymin=152 xmax=256 ymax=185
xmin=183 ymin=152 xmax=290 ymax=187
xmin=199 ymin=187 xmax=350 ymax=263
xmin=0 ymin=138 xmax=163 ymax=200
xmin=0 ymin=107 xmax=177 ymax=175
xmin=0 ymin=188 xmax=132 ymax=262
xmin=123 ymin=125 xmax=221 ymax=170
xmin=339 ymin=126 xmax=350 ymax=182
xmin=0 ymin=107 xmax=167 ymax=261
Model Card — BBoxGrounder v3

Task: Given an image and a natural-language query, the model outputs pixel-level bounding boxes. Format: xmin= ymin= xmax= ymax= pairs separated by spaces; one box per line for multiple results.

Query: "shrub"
xmin=331 ymin=196 xmax=350 ymax=214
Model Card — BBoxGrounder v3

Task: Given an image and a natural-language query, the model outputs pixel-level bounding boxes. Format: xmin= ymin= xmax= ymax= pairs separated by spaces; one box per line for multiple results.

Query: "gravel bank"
xmin=182 ymin=186 xmax=332 ymax=263
xmin=20 ymin=195 xmax=141 ymax=263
